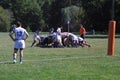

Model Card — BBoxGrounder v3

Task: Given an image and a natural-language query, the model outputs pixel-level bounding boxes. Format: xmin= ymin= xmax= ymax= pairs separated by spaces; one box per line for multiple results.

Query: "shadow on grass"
xmin=0 ymin=61 xmax=15 ymax=64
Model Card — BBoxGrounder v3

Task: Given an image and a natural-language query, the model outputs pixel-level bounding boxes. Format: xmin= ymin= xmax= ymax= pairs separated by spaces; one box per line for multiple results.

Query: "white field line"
xmin=0 ymin=55 xmax=107 ymax=64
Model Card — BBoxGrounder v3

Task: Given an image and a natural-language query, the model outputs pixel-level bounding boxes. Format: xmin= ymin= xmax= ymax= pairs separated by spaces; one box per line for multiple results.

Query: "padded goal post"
xmin=107 ymin=20 xmax=116 ymax=56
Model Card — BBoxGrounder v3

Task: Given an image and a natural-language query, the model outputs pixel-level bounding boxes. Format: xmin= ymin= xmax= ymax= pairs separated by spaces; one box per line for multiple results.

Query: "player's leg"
xmin=19 ymin=48 xmax=23 ymax=64
xmin=36 ymin=35 xmax=41 ymax=46
xmin=31 ymin=35 xmax=37 ymax=47
xmin=31 ymin=40 xmax=36 ymax=47
xmin=19 ymin=40 xmax=25 ymax=64
xmin=37 ymin=35 xmax=41 ymax=42
xmin=80 ymin=34 xmax=84 ymax=39
xmin=13 ymin=48 xmax=18 ymax=63
xmin=63 ymin=38 xmax=68 ymax=47
xmin=84 ymin=43 xmax=91 ymax=47
xmin=82 ymin=40 xmax=91 ymax=47
xmin=13 ymin=41 xmax=19 ymax=63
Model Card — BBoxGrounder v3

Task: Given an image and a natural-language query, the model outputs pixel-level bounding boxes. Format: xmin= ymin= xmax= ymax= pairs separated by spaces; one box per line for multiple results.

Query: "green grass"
xmin=0 ymin=32 xmax=120 ymax=80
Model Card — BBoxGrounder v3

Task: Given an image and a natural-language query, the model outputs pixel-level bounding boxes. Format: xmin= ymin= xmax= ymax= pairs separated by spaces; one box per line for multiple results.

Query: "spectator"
xmin=91 ymin=26 xmax=95 ymax=35
xmin=79 ymin=24 xmax=86 ymax=39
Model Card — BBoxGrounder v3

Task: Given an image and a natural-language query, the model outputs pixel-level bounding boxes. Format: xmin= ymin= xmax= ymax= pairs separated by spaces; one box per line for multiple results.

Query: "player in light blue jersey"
xmin=31 ymin=28 xmax=41 ymax=47
xmin=9 ymin=21 xmax=29 ymax=64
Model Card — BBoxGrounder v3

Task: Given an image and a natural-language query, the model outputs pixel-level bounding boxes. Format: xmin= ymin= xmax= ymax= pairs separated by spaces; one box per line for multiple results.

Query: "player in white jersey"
xmin=68 ymin=33 xmax=78 ymax=47
xmin=9 ymin=21 xmax=29 ymax=64
xmin=56 ymin=27 xmax=62 ymax=35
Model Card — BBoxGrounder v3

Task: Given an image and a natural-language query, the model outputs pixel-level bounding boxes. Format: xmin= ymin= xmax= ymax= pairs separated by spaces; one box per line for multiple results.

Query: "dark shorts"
xmin=80 ymin=34 xmax=85 ymax=39
xmin=14 ymin=48 xmax=23 ymax=53
xmin=14 ymin=48 xmax=23 ymax=50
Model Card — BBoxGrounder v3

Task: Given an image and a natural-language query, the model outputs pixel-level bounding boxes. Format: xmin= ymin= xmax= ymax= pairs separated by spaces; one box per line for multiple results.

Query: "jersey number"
xmin=17 ymin=31 xmax=22 ymax=37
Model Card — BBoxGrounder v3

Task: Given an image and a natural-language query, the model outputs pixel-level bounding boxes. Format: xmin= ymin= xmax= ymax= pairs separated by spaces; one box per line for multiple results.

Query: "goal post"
xmin=107 ymin=20 xmax=116 ymax=56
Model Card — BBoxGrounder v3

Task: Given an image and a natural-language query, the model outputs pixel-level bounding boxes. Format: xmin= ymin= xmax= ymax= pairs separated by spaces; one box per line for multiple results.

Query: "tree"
xmin=0 ymin=6 xmax=12 ymax=32
xmin=61 ymin=6 xmax=85 ymax=31
xmin=0 ymin=0 xmax=10 ymax=9
xmin=81 ymin=0 xmax=111 ymax=32
xmin=0 ymin=0 xmax=120 ymax=32
xmin=115 ymin=0 xmax=120 ymax=33
xmin=8 ymin=0 xmax=43 ymax=31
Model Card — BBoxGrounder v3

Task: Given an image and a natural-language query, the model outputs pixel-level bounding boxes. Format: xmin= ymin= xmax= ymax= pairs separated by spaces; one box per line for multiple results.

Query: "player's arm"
xmin=24 ymin=34 xmax=29 ymax=41
xmin=83 ymin=28 xmax=86 ymax=34
xmin=9 ymin=32 xmax=15 ymax=41
xmin=24 ymin=30 xmax=29 ymax=41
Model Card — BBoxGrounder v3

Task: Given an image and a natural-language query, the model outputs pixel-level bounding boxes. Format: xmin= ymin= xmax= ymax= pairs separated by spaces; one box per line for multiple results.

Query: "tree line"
xmin=0 ymin=0 xmax=120 ymax=33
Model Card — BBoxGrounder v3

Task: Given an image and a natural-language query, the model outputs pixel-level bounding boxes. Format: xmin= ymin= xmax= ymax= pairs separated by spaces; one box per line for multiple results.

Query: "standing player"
xmin=80 ymin=24 xmax=86 ymax=39
xmin=9 ymin=21 xmax=29 ymax=64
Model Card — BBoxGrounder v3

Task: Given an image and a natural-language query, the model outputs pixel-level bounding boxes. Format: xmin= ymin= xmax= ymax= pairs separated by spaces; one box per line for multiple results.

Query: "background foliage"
xmin=0 ymin=0 xmax=120 ymax=32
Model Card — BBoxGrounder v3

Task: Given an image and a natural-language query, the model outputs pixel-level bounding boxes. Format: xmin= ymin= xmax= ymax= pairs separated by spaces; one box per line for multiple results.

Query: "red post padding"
xmin=107 ymin=20 xmax=116 ymax=56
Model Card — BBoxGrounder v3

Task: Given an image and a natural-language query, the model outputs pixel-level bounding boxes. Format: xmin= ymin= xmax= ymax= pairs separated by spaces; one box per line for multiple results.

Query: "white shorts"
xmin=33 ymin=35 xmax=40 ymax=41
xmin=14 ymin=40 xmax=25 ymax=49
xmin=72 ymin=36 xmax=78 ymax=41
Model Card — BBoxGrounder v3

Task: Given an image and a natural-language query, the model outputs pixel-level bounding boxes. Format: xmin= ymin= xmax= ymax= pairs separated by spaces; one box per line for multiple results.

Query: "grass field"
xmin=0 ymin=32 xmax=120 ymax=80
